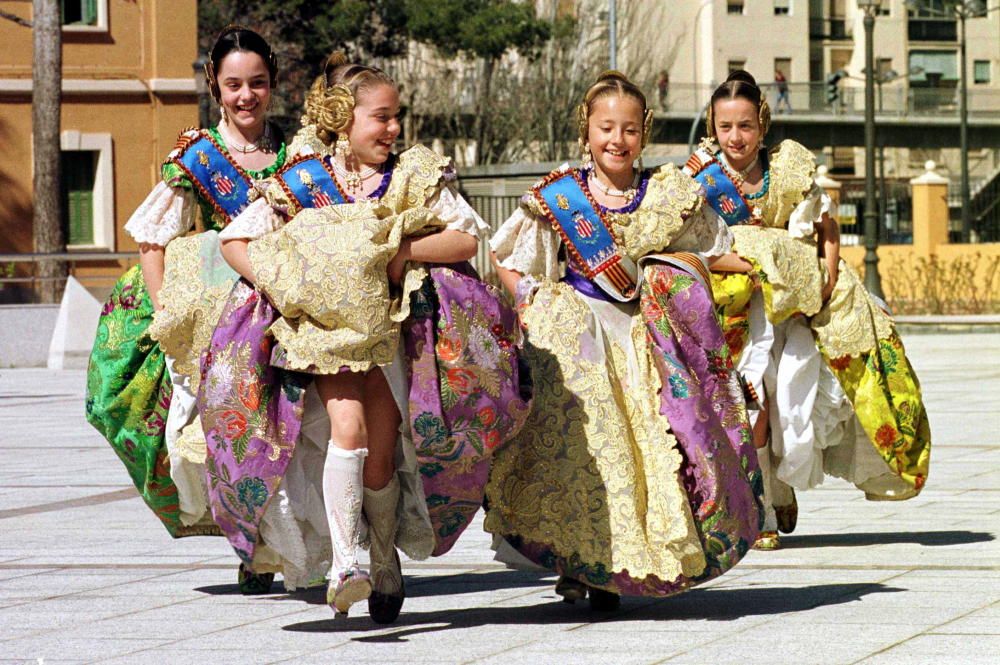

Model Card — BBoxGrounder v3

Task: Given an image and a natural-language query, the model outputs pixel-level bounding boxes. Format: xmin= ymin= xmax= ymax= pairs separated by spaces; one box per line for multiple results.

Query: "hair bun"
xmin=726 ymin=69 xmax=758 ymax=88
xmin=596 ymin=70 xmax=630 ymax=84
xmin=324 ymin=51 xmax=350 ymax=74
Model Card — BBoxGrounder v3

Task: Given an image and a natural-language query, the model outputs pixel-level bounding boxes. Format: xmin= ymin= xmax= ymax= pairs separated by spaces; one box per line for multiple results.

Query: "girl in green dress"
xmin=85 ymin=26 xmax=287 ymax=593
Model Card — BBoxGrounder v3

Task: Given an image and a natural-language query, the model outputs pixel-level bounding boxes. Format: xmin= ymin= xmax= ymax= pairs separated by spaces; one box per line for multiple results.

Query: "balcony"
xmin=810 ymin=16 xmax=849 ymax=40
xmin=908 ymin=18 xmax=957 ymax=41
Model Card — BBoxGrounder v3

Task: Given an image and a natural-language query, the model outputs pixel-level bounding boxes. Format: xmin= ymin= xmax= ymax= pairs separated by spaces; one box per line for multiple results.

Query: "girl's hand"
xmin=388 ymin=238 xmax=412 ymax=285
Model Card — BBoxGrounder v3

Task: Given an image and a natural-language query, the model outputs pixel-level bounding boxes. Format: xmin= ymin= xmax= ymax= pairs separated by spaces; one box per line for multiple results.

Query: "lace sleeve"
xmin=788 ymin=183 xmax=834 ymax=239
xmin=489 ymin=206 xmax=562 ymax=281
xmin=426 ymin=183 xmax=490 ymax=238
xmin=218 ymin=197 xmax=285 ymax=241
xmin=669 ymin=204 xmax=733 ymax=257
xmin=123 ymin=182 xmax=197 ymax=246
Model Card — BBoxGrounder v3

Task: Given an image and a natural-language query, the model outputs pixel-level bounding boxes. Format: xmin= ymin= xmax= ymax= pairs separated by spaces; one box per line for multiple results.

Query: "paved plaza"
xmin=0 ymin=331 xmax=997 ymax=664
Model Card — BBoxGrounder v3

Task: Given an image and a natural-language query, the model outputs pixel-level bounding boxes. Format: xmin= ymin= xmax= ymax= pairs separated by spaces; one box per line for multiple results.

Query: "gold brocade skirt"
xmin=731 ymin=225 xmax=824 ymax=324
xmin=247 ymin=203 xmax=444 ymax=374
xmin=484 ymin=282 xmax=706 ymax=584
xmin=148 ymin=230 xmax=238 ymax=394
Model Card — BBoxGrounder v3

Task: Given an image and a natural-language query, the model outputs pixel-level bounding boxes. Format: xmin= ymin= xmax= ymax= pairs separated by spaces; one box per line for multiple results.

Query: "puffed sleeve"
xmin=669 ymin=203 xmax=733 ymax=257
xmin=425 ymin=180 xmax=490 ymax=238
xmin=218 ymin=195 xmax=285 ymax=241
xmin=489 ymin=204 xmax=562 ymax=282
xmin=787 ymin=183 xmax=834 ymax=239
xmin=123 ymin=181 xmax=197 ymax=246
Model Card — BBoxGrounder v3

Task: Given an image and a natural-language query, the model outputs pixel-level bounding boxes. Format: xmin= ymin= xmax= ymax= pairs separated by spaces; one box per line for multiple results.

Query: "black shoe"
xmin=238 ymin=563 xmax=275 ymax=595
xmin=368 ymin=552 xmax=405 ymax=624
xmin=587 ymin=586 xmax=620 ymax=612
xmin=554 ymin=576 xmax=588 ymax=603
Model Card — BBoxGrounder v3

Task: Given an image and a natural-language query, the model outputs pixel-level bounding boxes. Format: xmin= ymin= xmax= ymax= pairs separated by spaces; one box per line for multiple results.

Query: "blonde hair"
xmin=577 ymin=70 xmax=654 ymax=152
xmin=304 ymin=52 xmax=396 ymax=145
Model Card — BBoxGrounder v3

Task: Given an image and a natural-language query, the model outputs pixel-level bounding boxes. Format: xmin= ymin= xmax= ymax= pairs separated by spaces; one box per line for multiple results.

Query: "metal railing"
xmin=0 ymin=252 xmax=136 ymax=303
xmin=809 ymin=16 xmax=850 ymax=40
xmin=653 ymin=81 xmax=998 ymax=117
xmin=908 ymin=17 xmax=958 ymax=41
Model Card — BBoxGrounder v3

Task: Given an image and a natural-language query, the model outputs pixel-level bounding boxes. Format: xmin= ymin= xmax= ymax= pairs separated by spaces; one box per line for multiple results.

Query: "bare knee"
xmin=329 ymin=409 xmax=367 ymax=449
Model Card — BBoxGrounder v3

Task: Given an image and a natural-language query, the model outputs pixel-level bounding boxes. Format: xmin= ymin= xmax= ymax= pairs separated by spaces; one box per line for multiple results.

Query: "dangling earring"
xmin=635 ymin=155 xmax=644 ymax=174
xmin=581 ymin=141 xmax=593 ymax=170
xmin=220 ymin=106 xmax=229 ymax=126
xmin=335 ymin=134 xmax=351 ymax=159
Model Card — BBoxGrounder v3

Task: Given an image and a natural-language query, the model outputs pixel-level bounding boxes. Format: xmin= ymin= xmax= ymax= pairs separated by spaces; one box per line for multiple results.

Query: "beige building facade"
xmin=0 ymin=0 xmax=199 ymax=284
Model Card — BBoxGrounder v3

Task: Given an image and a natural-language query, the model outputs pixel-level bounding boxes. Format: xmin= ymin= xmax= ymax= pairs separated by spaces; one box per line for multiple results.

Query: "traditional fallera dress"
xmin=685 ymin=139 xmax=932 ymax=533
xmin=485 ymin=163 xmax=763 ymax=597
xmin=85 ymin=127 xmax=287 ymax=536
xmin=197 ymin=144 xmax=530 ymax=590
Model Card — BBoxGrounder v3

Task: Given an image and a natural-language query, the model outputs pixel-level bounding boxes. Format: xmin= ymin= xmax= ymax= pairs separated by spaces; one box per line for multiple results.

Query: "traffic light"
xmin=826 ymin=70 xmax=845 ymax=105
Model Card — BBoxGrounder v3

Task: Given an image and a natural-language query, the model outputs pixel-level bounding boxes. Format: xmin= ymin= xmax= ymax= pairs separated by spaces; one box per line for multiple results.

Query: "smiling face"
xmin=345 ymin=83 xmax=401 ymax=168
xmin=216 ymin=50 xmax=272 ymax=135
xmin=587 ymin=93 xmax=644 ymax=182
xmin=712 ymin=97 xmax=762 ymax=170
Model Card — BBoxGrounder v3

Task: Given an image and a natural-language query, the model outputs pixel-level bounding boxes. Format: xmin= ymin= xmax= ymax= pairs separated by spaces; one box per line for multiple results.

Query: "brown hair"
xmin=577 ymin=70 xmax=653 ymax=149
xmin=707 ymin=69 xmax=771 ymax=139
xmin=205 ymin=25 xmax=278 ymax=101
xmin=304 ymin=52 xmax=396 ymax=145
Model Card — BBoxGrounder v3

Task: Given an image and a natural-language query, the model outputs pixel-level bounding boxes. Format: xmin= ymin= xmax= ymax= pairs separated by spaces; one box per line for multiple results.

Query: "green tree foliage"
xmin=199 ymin=0 xmax=410 ymax=132
xmin=404 ymin=0 xmax=550 ymax=163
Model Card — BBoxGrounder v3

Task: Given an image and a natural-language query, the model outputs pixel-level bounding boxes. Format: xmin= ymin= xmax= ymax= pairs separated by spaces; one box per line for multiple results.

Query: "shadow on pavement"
xmin=782 ymin=530 xmax=994 ymax=548
xmin=194 ymin=569 xmax=553 ymax=603
xmin=280 ymin=581 xmax=903 ymax=637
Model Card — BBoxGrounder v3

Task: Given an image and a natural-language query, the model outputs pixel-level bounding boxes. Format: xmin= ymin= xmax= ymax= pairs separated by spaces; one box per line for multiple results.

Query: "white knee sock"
xmin=323 ymin=444 xmax=368 ymax=576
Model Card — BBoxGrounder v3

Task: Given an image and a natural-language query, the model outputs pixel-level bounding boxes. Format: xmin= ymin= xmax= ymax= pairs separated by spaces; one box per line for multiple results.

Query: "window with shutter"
xmin=61 ymin=151 xmax=96 ymax=246
xmin=61 ymin=0 xmax=98 ymax=26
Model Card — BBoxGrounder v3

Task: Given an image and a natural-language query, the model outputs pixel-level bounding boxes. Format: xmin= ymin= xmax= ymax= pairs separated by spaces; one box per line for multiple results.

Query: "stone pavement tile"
xmin=122 ymin=598 xmax=313 ymax=626
xmin=163 ymin=621 xmax=398 ymax=657
xmin=730 ymin=567 xmax=908 ymax=586
xmin=0 ymin=660 xmax=86 ymax=665
xmin=776 ymin=602 xmax=964 ymax=627
xmin=0 ymin=636 xmax=174 ymax=662
xmin=858 ymin=634 xmax=1000 ymax=665
xmin=656 ymin=631 xmax=903 ymax=665
xmin=94 ymin=649 xmax=311 ymax=665
xmin=296 ymin=633 xmax=540 ymax=664
xmin=928 ymin=614 xmax=1000 ymax=634
xmin=473 ymin=642 xmax=679 ymax=665
xmin=46 ymin=618 xmax=257 ymax=643
xmin=885 ymin=571 xmax=1000 ymax=593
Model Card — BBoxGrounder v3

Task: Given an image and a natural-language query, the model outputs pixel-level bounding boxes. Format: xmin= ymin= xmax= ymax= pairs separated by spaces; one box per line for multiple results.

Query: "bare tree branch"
xmin=1 ymin=9 xmax=32 ymax=27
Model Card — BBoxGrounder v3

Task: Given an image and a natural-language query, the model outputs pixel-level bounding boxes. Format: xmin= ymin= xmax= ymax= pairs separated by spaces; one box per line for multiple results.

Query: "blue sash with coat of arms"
xmin=168 ymin=131 xmax=255 ymax=223
xmin=276 ymin=155 xmax=347 ymax=211
xmin=534 ymin=170 xmax=638 ymax=302
xmin=684 ymin=147 xmax=753 ymax=227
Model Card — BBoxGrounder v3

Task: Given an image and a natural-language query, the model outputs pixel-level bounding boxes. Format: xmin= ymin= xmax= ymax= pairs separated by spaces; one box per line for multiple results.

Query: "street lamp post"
xmin=858 ymin=0 xmax=884 ymax=297
xmin=608 ymin=0 xmax=617 ymax=70
xmin=907 ymin=1 xmax=999 ymax=243
xmin=957 ymin=9 xmax=969 ymax=242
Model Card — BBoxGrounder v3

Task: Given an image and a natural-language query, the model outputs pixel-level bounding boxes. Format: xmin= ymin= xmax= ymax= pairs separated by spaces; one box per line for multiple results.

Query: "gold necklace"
xmin=221 ymin=123 xmax=272 ymax=154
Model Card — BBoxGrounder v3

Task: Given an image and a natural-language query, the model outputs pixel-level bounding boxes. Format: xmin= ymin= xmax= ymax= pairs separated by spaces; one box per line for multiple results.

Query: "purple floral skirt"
xmin=198 ymin=264 xmax=530 ymax=565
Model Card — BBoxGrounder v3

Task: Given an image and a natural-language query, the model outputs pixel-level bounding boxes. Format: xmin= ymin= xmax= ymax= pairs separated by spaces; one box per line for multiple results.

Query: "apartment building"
xmin=0 ymin=0 xmax=199 ymax=266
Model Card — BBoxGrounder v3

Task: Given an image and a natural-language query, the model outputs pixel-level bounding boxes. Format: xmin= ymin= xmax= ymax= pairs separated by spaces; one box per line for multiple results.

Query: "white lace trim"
xmin=218 ymin=197 xmax=283 ymax=241
xmin=124 ymin=182 xmax=197 ymax=246
xmin=489 ymin=206 xmax=562 ymax=281
xmin=787 ymin=183 xmax=834 ymax=240
xmin=672 ymin=205 xmax=733 ymax=257
xmin=428 ymin=183 xmax=490 ymax=238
